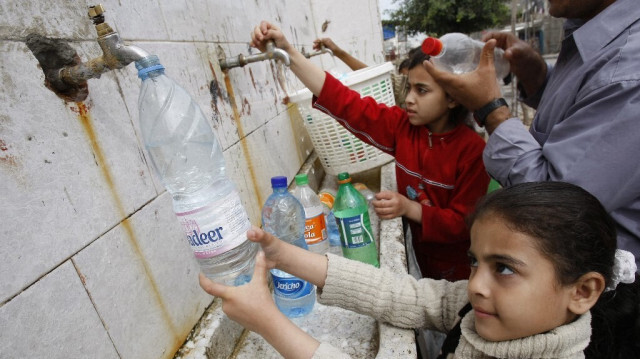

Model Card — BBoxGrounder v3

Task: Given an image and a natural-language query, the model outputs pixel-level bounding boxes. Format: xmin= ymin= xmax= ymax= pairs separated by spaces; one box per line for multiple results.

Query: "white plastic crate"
xmin=289 ymin=62 xmax=396 ymax=176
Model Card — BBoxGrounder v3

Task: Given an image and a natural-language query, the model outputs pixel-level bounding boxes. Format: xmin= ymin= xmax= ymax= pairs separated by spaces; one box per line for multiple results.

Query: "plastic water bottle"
xmin=333 ymin=172 xmax=379 ymax=267
xmin=262 ymin=176 xmax=315 ymax=317
xmin=318 ymin=190 xmax=342 ymax=257
xmin=135 ymin=55 xmax=258 ymax=286
xmin=353 ymin=183 xmax=375 ymax=203
xmin=292 ymin=174 xmax=329 ymax=254
xmin=421 ymin=33 xmax=510 ymax=80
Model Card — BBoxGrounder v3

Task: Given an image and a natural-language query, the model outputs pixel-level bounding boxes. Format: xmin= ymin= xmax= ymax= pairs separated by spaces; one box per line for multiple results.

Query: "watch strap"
xmin=473 ymin=98 xmax=508 ymax=127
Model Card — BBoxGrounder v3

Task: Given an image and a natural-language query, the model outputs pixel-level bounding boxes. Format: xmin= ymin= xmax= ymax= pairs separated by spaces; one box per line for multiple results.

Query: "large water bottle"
xmin=318 ymin=189 xmax=342 ymax=257
xmin=334 ymin=172 xmax=379 ymax=267
xmin=262 ymin=176 xmax=316 ymax=318
xmin=135 ymin=55 xmax=258 ymax=286
xmin=421 ymin=33 xmax=510 ymax=80
xmin=292 ymin=174 xmax=329 ymax=254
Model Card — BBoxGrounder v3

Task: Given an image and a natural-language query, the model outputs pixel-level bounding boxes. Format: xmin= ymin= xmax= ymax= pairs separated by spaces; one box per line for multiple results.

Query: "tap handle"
xmin=88 ymin=4 xmax=106 ymax=24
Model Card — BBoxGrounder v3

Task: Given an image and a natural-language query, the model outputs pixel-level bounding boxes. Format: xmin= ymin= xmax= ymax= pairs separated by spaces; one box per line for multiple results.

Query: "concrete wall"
xmin=0 ymin=1 xmax=384 ymax=358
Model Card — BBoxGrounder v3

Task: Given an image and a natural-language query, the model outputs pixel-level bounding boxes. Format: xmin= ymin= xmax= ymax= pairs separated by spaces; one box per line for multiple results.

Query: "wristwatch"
xmin=473 ymin=98 xmax=508 ymax=127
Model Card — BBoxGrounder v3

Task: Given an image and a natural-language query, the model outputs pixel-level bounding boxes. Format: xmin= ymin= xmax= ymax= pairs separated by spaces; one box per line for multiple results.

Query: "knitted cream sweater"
xmin=313 ymin=254 xmax=591 ymax=359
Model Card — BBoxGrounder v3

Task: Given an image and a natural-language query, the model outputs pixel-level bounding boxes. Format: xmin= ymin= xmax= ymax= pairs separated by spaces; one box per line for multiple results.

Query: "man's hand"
xmin=423 ymin=39 xmax=503 ymax=112
xmin=483 ymin=31 xmax=547 ymax=97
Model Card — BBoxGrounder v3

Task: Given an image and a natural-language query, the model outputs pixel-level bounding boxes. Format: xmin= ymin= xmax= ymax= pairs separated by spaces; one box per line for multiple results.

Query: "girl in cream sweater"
xmin=200 ymin=182 xmax=639 ymax=359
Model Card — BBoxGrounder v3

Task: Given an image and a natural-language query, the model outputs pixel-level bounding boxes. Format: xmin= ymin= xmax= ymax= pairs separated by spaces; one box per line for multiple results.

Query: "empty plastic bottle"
xmin=292 ymin=174 xmax=329 ymax=254
xmin=262 ymin=176 xmax=315 ymax=317
xmin=421 ymin=33 xmax=510 ymax=80
xmin=318 ymin=189 xmax=342 ymax=257
xmin=333 ymin=172 xmax=379 ymax=267
xmin=135 ymin=55 xmax=258 ymax=286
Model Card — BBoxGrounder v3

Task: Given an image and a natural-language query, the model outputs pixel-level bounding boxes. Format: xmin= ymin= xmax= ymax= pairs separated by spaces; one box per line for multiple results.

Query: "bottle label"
xmin=271 ymin=273 xmax=313 ymax=298
xmin=337 ymin=213 xmax=374 ymax=248
xmin=176 ymin=190 xmax=251 ymax=258
xmin=304 ymin=213 xmax=327 ymax=245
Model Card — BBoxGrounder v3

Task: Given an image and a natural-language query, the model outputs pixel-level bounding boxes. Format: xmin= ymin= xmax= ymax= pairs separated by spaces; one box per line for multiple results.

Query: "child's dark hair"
xmin=469 ymin=181 xmax=640 ymax=359
xmin=407 ymin=50 xmax=470 ymax=126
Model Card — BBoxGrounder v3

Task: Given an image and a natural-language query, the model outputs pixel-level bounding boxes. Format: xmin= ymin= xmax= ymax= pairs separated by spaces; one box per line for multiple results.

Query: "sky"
xmin=379 ymin=0 xmax=400 ymax=20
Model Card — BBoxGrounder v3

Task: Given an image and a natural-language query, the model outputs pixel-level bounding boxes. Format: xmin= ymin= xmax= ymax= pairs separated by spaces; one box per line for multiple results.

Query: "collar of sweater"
xmin=455 ymin=311 xmax=591 ymax=358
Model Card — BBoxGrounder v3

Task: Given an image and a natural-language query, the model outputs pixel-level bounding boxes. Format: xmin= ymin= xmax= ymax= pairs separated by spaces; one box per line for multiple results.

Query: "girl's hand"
xmin=199 ymin=251 xmax=281 ymax=334
xmin=250 ymin=21 xmax=292 ymax=53
xmin=372 ymin=190 xmax=407 ymax=219
xmin=246 ymin=226 xmax=282 ymax=269
xmin=372 ymin=190 xmax=422 ymax=223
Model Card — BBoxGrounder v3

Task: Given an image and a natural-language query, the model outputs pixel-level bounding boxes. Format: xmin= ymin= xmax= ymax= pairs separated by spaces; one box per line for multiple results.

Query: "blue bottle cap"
xmin=271 ymin=176 xmax=287 ymax=188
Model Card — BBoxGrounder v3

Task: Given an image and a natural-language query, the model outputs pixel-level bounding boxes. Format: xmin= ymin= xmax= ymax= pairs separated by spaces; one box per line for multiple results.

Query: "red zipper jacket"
xmin=313 ymin=73 xmax=489 ymax=280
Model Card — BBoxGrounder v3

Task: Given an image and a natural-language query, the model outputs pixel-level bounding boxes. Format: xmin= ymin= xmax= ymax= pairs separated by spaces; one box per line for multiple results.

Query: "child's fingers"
xmin=199 ymin=273 xmax=229 ymax=298
xmin=251 ymin=251 xmax=270 ymax=287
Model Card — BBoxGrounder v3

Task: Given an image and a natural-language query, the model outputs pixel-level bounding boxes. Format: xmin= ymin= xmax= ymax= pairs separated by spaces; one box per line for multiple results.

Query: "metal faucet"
xmin=219 ymin=41 xmax=290 ymax=70
xmin=54 ymin=4 xmax=150 ymax=86
xmin=302 ymin=44 xmax=334 ymax=59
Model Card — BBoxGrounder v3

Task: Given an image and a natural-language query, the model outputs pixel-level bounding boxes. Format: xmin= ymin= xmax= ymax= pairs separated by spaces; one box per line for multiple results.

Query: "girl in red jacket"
xmin=253 ymin=21 xmax=490 ymax=281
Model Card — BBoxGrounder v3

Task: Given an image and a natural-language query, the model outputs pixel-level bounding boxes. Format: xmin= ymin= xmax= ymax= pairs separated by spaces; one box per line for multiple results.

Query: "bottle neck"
xmin=272 ymin=186 xmax=288 ymax=194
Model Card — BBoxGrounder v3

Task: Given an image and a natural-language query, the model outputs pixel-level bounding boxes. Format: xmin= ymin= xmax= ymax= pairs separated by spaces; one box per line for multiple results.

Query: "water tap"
xmin=219 ymin=41 xmax=290 ymax=70
xmin=55 ymin=4 xmax=150 ymax=86
xmin=302 ymin=44 xmax=334 ymax=59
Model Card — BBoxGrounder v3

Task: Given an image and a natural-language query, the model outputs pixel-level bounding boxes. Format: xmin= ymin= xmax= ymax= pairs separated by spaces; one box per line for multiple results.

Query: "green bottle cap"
xmin=294 ymin=173 xmax=308 ymax=185
xmin=337 ymin=172 xmax=351 ymax=183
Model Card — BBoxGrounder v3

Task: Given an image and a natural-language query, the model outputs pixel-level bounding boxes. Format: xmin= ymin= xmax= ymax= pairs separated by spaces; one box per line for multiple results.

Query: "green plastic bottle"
xmin=333 ymin=172 xmax=379 ymax=267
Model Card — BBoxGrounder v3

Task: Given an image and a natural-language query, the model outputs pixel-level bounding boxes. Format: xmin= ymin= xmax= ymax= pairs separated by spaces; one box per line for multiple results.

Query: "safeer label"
xmin=176 ymin=190 xmax=251 ymax=259
xmin=337 ymin=213 xmax=374 ymax=248
xmin=271 ymin=273 xmax=313 ymax=298
xmin=304 ymin=213 xmax=327 ymax=245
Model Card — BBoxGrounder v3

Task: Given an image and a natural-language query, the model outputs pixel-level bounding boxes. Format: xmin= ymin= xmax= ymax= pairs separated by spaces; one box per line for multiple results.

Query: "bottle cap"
xmin=294 ymin=174 xmax=309 ymax=185
xmin=353 ymin=183 xmax=369 ymax=191
xmin=337 ymin=172 xmax=351 ymax=184
xmin=271 ymin=176 xmax=287 ymax=188
xmin=421 ymin=37 xmax=443 ymax=56
xmin=318 ymin=192 xmax=335 ymax=209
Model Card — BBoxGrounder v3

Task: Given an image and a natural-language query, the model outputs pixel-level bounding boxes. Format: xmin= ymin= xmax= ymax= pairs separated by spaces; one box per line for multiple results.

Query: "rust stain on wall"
xmin=0 ymin=139 xmax=20 ymax=168
xmin=222 ymin=73 xmax=263 ymax=207
xmin=71 ymin=102 xmax=181 ymax=349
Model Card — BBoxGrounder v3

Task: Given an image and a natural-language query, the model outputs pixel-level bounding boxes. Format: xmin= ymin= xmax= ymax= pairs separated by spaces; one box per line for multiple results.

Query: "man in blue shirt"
xmin=424 ymin=0 xmax=640 ymax=269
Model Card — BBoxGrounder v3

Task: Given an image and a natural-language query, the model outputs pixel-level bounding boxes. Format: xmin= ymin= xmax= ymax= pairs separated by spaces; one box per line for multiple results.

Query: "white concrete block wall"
xmin=0 ymin=0 xmax=384 ymax=358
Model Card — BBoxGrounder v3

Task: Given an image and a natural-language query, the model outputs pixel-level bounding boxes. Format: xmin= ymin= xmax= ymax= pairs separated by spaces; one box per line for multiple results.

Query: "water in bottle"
xmin=135 ymin=55 xmax=258 ymax=286
xmin=262 ymin=176 xmax=315 ymax=317
xmin=318 ymin=189 xmax=342 ymax=257
xmin=421 ymin=32 xmax=510 ymax=80
xmin=333 ymin=172 xmax=379 ymax=267
xmin=292 ymin=174 xmax=329 ymax=254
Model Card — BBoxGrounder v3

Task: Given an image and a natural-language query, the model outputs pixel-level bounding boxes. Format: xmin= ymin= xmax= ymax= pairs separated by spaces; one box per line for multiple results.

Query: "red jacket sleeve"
xmin=312 ymin=72 xmax=406 ymax=156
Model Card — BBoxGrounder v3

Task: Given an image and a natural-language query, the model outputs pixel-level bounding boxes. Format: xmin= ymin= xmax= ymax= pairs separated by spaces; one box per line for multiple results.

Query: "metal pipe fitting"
xmin=302 ymin=45 xmax=334 ymax=59
xmin=53 ymin=4 xmax=151 ymax=86
xmin=219 ymin=41 xmax=290 ymax=70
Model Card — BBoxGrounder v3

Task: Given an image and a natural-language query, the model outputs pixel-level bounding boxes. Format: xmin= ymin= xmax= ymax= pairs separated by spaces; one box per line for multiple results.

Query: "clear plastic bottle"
xmin=421 ymin=32 xmax=510 ymax=80
xmin=353 ymin=183 xmax=376 ymax=203
xmin=333 ymin=172 xmax=379 ymax=267
xmin=262 ymin=176 xmax=316 ymax=318
xmin=318 ymin=189 xmax=342 ymax=257
xmin=135 ymin=55 xmax=258 ymax=286
xmin=292 ymin=174 xmax=329 ymax=254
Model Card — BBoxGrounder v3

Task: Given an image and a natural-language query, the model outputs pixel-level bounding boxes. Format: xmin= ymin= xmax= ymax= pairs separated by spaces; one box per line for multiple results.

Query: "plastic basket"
xmin=289 ymin=62 xmax=396 ymax=176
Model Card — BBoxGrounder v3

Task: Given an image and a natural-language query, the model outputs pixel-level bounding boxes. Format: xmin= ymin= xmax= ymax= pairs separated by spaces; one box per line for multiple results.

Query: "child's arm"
xmin=372 ymin=190 xmax=422 ymax=223
xmin=199 ymin=252 xmax=320 ymax=358
xmin=251 ymin=21 xmax=326 ymax=96
xmin=313 ymin=38 xmax=368 ymax=71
